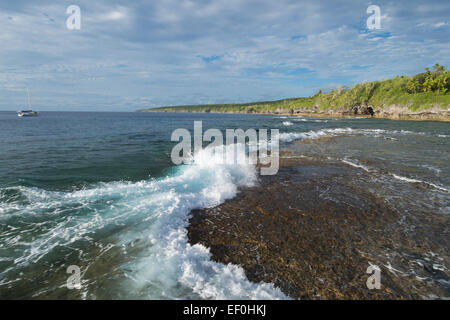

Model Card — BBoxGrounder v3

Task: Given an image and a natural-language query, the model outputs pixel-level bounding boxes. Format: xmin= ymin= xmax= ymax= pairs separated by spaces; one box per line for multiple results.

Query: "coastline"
xmin=137 ymin=108 xmax=450 ymax=122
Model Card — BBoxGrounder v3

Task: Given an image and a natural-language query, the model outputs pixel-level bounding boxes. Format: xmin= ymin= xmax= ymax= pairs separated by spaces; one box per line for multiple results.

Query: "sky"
xmin=0 ymin=0 xmax=449 ymax=111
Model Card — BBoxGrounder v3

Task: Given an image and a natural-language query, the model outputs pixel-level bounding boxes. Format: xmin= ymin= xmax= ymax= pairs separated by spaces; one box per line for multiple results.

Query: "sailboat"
xmin=17 ymin=88 xmax=38 ymax=117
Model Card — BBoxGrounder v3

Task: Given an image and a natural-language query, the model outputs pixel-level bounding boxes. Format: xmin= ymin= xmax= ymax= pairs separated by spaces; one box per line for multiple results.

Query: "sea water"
xmin=0 ymin=111 xmax=448 ymax=299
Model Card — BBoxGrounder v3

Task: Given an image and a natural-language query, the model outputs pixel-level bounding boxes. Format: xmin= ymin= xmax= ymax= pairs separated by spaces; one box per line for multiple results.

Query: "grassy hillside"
xmin=138 ymin=65 xmax=450 ymax=114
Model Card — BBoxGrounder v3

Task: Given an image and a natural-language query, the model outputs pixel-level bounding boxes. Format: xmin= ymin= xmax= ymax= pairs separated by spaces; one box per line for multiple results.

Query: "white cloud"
xmin=0 ymin=0 xmax=449 ymax=110
xmin=97 ymin=7 xmax=129 ymax=21
xmin=434 ymin=22 xmax=447 ymax=28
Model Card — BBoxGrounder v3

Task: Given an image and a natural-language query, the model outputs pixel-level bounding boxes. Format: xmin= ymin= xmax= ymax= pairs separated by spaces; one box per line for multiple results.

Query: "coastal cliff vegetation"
xmin=137 ymin=65 xmax=450 ymax=117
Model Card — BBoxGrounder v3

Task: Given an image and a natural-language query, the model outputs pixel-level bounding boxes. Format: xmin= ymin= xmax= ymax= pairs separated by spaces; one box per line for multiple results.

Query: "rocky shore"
xmin=187 ymin=150 xmax=450 ymax=299
xmin=288 ymin=104 xmax=450 ymax=121
xmin=142 ymin=104 xmax=450 ymax=121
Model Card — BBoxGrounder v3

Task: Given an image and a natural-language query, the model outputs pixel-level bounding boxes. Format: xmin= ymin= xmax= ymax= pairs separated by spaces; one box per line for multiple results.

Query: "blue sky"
xmin=0 ymin=0 xmax=449 ymax=111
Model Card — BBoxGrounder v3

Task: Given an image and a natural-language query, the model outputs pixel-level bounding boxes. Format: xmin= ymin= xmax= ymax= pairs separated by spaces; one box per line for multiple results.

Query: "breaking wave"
xmin=0 ymin=144 xmax=288 ymax=299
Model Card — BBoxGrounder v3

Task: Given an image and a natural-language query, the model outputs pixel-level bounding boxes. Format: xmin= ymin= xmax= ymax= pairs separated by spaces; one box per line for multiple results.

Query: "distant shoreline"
xmin=137 ymin=65 xmax=450 ymax=122
xmin=137 ymin=109 xmax=450 ymax=122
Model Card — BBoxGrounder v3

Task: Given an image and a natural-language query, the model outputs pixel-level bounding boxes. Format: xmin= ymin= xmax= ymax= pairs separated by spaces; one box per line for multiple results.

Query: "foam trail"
xmin=293 ymin=118 xmax=328 ymax=123
xmin=341 ymin=159 xmax=371 ymax=172
xmin=391 ymin=174 xmax=450 ymax=194
xmin=277 ymin=127 xmax=441 ymax=143
xmin=338 ymin=159 xmax=449 ymax=194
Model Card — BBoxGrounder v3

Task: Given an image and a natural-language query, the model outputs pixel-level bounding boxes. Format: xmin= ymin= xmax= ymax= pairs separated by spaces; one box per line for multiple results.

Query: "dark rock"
xmin=348 ymin=105 xmax=374 ymax=116
xmin=187 ymin=155 xmax=449 ymax=299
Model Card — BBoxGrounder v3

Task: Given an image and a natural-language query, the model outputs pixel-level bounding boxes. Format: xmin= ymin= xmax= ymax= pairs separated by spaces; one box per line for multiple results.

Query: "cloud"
xmin=0 ymin=0 xmax=449 ymax=111
xmin=98 ymin=8 xmax=129 ymax=21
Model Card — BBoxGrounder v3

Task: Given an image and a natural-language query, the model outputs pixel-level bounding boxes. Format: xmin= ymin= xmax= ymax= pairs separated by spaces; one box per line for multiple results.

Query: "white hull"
xmin=17 ymin=111 xmax=38 ymax=117
xmin=17 ymin=88 xmax=37 ymax=117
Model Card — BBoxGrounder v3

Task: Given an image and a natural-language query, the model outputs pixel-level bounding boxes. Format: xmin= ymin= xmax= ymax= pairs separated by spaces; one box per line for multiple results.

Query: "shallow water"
xmin=0 ymin=111 xmax=448 ymax=299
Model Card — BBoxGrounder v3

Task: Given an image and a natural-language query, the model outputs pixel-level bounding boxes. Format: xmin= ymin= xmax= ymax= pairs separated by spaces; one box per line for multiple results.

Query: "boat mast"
xmin=26 ymin=87 xmax=32 ymax=109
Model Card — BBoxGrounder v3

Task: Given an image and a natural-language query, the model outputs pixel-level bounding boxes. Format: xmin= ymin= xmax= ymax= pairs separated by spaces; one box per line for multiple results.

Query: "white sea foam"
xmin=277 ymin=127 xmax=442 ymax=143
xmin=293 ymin=118 xmax=328 ymax=123
xmin=278 ymin=127 xmax=355 ymax=142
xmin=282 ymin=121 xmax=293 ymax=126
xmin=391 ymin=174 xmax=450 ymax=194
xmin=341 ymin=159 xmax=371 ymax=172
xmin=337 ymin=158 xmax=449 ymax=195
xmin=0 ymin=144 xmax=288 ymax=299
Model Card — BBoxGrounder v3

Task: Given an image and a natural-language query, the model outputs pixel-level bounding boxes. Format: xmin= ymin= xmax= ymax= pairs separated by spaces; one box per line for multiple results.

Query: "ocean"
xmin=0 ymin=111 xmax=448 ymax=299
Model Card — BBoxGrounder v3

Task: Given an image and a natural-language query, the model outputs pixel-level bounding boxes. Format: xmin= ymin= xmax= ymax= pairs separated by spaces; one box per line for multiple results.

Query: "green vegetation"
xmin=137 ymin=96 xmax=316 ymax=114
xmin=138 ymin=65 xmax=450 ymax=114
xmin=406 ymin=64 xmax=449 ymax=94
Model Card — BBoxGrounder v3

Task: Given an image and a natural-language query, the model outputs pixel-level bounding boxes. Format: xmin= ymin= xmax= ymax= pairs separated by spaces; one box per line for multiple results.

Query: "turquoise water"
xmin=0 ymin=111 xmax=449 ymax=299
